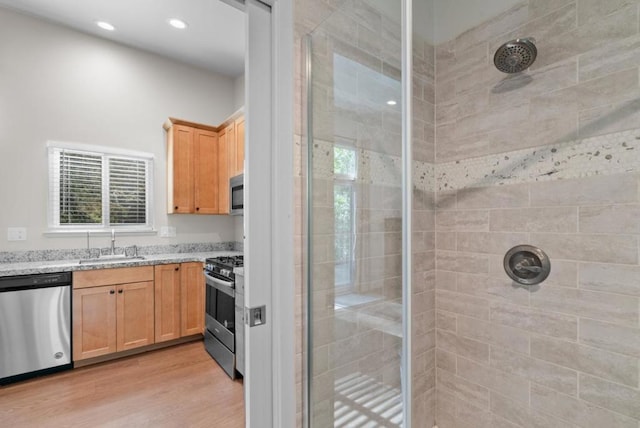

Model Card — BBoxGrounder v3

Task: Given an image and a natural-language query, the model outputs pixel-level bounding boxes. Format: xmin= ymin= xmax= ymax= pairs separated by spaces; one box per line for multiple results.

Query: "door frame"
xmin=241 ymin=0 xmax=295 ymax=427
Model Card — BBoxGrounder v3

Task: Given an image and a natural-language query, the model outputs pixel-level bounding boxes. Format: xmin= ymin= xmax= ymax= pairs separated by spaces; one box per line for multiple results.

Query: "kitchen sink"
xmin=78 ymin=255 xmax=146 ymax=265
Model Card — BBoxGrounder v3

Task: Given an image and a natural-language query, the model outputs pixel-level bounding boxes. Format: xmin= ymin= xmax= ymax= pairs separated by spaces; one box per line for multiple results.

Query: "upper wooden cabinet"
xmin=232 ymin=116 xmax=245 ymax=177
xmin=164 ymin=112 xmax=244 ymax=215
xmin=194 ymin=129 xmax=219 ymax=214
xmin=223 ymin=114 xmax=245 ymax=179
xmin=217 ymin=113 xmax=245 ymax=214
xmin=164 ymin=119 xmax=219 ymax=214
xmin=218 ymin=126 xmax=230 ymax=214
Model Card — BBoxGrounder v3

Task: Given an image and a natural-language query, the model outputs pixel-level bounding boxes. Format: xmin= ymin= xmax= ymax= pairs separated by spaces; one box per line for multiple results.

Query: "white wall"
xmin=0 ymin=7 xmax=239 ymax=251
xmin=233 ymin=74 xmax=245 ymax=111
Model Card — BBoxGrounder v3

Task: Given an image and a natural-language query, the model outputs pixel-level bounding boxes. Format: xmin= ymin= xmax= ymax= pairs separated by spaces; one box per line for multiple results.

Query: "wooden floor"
xmin=0 ymin=341 xmax=245 ymax=428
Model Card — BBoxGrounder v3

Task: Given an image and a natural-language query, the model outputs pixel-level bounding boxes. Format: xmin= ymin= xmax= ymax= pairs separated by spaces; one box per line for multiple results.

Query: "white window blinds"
xmin=48 ymin=143 xmax=153 ymax=231
xmin=59 ymin=151 xmax=103 ymax=225
xmin=109 ymin=157 xmax=147 ymax=225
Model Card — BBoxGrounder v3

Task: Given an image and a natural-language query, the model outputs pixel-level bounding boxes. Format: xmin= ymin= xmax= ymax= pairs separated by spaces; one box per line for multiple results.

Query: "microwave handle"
xmin=204 ymin=272 xmax=235 ymax=298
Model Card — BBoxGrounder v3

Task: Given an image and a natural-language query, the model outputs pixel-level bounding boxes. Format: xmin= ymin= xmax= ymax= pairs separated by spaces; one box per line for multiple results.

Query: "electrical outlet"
xmin=7 ymin=227 xmax=27 ymax=241
xmin=160 ymin=226 xmax=176 ymax=238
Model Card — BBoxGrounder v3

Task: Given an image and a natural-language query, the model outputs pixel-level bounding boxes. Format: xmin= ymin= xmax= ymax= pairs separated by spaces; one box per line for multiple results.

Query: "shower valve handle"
xmin=514 ymin=262 xmax=542 ymax=273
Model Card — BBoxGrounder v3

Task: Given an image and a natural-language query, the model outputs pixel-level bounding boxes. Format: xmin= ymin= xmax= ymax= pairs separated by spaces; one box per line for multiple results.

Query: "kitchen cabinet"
xmin=154 ymin=264 xmax=181 ymax=342
xmin=232 ymin=116 xmax=245 ymax=177
xmin=154 ymin=262 xmax=204 ymax=343
xmin=72 ymin=286 xmax=116 ymax=360
xmin=180 ymin=262 xmax=205 ymax=336
xmin=217 ymin=112 xmax=245 ymax=214
xmin=73 ymin=267 xmax=155 ymax=361
xmin=163 ymin=113 xmax=243 ymax=216
xmin=217 ymin=126 xmax=230 ymax=214
xmin=164 ymin=119 xmax=219 ymax=214
xmin=222 ymin=115 xmax=245 ymax=180
xmin=117 ymin=281 xmax=155 ymax=351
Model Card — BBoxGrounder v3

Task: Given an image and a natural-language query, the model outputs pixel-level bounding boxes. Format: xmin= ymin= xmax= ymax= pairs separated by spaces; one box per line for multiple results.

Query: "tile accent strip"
xmin=435 ymin=128 xmax=640 ymax=191
xmin=312 ymin=139 xmax=435 ymax=191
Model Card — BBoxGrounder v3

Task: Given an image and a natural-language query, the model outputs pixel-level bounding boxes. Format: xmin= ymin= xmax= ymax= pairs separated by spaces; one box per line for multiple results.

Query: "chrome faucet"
xmin=86 ymin=231 xmax=93 ymax=257
xmin=110 ymin=229 xmax=116 ymax=255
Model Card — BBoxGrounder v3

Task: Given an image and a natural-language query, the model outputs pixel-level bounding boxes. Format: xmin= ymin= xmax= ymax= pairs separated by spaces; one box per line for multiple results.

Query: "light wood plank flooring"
xmin=0 ymin=341 xmax=244 ymax=427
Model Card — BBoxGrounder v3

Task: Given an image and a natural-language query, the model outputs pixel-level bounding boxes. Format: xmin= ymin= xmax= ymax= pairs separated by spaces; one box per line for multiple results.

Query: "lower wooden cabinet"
xmin=154 ymin=264 xmax=182 ymax=342
xmin=154 ymin=262 xmax=204 ymax=343
xmin=180 ymin=262 xmax=205 ymax=336
xmin=72 ymin=285 xmax=117 ymax=360
xmin=73 ymin=263 xmax=203 ymax=362
xmin=73 ymin=280 xmax=154 ymax=361
xmin=117 ymin=281 xmax=155 ymax=351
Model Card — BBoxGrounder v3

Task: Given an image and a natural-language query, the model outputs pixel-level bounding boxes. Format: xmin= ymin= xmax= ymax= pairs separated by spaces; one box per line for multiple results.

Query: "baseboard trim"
xmin=73 ymin=334 xmax=203 ymax=368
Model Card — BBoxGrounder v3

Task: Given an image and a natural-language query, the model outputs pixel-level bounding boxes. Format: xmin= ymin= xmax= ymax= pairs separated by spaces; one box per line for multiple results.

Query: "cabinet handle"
xmin=196 ymin=207 xmax=200 ymax=211
xmin=174 ymin=206 xmax=178 ymax=210
xmin=109 ymin=290 xmax=115 ymax=295
xmin=118 ymin=289 xmax=123 ymax=294
xmin=175 ymin=267 xmax=180 ymax=271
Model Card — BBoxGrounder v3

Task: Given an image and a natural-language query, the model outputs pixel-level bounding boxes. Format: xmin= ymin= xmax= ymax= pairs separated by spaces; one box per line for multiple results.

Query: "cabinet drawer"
xmin=73 ymin=266 xmax=154 ymax=289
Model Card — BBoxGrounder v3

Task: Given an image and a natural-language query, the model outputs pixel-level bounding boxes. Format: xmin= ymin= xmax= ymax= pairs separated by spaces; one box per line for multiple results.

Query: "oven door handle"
xmin=204 ymin=272 xmax=235 ymax=298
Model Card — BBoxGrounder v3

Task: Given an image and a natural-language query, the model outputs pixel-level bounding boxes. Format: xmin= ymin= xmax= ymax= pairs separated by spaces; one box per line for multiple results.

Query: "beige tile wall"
xmin=413 ymin=27 xmax=437 ymax=426
xmin=435 ymin=0 xmax=640 ymax=162
xmin=435 ymin=175 xmax=640 ymax=428
xmin=433 ymin=1 xmax=640 ymax=427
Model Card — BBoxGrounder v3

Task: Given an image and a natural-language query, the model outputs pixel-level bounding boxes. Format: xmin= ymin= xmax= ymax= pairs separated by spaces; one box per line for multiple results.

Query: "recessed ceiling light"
xmin=387 ymin=100 xmax=397 ymax=106
xmin=96 ymin=21 xmax=115 ymax=31
xmin=168 ymin=18 xmax=188 ymax=29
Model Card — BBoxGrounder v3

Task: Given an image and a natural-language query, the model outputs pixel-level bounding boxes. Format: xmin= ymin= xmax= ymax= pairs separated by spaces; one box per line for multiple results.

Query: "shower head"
xmin=493 ymin=38 xmax=537 ymax=74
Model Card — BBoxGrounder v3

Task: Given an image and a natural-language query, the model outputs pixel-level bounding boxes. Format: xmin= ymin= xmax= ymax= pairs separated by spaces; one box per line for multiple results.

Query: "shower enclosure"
xmin=304 ymin=0 xmax=414 ymax=426
xmin=301 ymin=0 xmax=640 ymax=427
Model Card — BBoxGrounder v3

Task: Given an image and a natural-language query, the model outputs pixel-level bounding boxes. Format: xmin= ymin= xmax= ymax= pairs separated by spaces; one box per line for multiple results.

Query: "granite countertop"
xmin=0 ymin=250 xmax=242 ymax=277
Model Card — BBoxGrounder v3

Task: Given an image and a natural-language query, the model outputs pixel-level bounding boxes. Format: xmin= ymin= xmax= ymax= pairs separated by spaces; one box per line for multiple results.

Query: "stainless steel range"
xmin=203 ymin=255 xmax=243 ymax=379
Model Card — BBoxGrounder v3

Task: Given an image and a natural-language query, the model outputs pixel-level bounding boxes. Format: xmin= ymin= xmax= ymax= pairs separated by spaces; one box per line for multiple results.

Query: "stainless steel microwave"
xmin=229 ymin=174 xmax=243 ymax=216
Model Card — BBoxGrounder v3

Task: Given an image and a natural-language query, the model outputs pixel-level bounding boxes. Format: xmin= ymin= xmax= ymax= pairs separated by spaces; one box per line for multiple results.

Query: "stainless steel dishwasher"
xmin=0 ymin=272 xmax=72 ymax=384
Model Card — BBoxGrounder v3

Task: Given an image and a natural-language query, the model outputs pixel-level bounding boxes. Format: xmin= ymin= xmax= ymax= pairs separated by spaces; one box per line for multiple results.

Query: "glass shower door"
xmin=305 ymin=0 xmax=407 ymax=426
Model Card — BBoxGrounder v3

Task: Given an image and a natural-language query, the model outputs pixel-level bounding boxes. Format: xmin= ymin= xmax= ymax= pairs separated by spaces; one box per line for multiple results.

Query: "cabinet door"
xmin=154 ymin=264 xmax=181 ymax=343
xmin=73 ymin=286 xmax=116 ymax=361
xmin=225 ymin=122 xmax=236 ymax=179
xmin=218 ymin=128 xmax=230 ymax=214
xmin=194 ymin=129 xmax=219 ymax=214
xmin=170 ymin=125 xmax=194 ymax=213
xmin=234 ymin=116 xmax=245 ymax=176
xmin=117 ymin=281 xmax=155 ymax=351
xmin=180 ymin=262 xmax=204 ymax=336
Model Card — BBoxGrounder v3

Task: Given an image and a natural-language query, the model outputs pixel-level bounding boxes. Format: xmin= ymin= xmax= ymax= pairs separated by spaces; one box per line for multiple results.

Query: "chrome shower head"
xmin=493 ymin=38 xmax=537 ymax=74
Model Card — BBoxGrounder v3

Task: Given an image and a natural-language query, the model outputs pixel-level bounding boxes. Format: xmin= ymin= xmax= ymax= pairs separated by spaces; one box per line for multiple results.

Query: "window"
xmin=334 ymin=145 xmax=357 ymax=289
xmin=48 ymin=142 xmax=153 ymax=232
